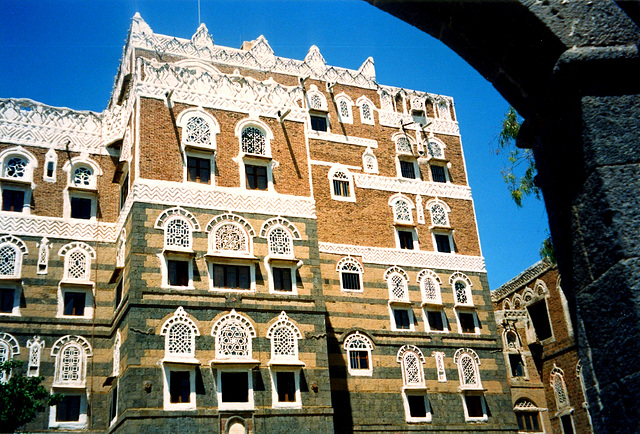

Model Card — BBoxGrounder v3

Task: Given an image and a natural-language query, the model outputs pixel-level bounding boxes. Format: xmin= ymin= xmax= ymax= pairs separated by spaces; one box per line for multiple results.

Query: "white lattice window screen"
xmin=168 ymin=322 xmax=194 ymax=356
xmin=554 ymin=375 xmax=569 ymax=408
xmin=217 ymin=320 xmax=250 ymax=358
xmin=113 ymin=339 xmax=120 ymax=376
xmin=165 ymin=218 xmax=191 ymax=249
xmin=29 ymin=345 xmax=41 ymax=374
xmin=431 ymin=204 xmax=448 ymax=226
xmin=241 ymin=127 xmax=266 ymax=155
xmin=422 ymin=278 xmax=438 ymax=302
xmin=310 ymin=94 xmax=323 ymax=110
xmin=67 ymin=250 xmax=89 ymax=280
xmin=438 ymin=101 xmax=451 ymax=120
xmin=268 ymin=227 xmax=292 ymax=256
xmin=403 ymin=352 xmax=423 ymax=386
xmin=59 ymin=345 xmax=82 ymax=384
xmin=455 ymin=281 xmax=469 ymax=305
xmin=185 ymin=116 xmax=210 ymax=146
xmin=434 ymin=353 xmax=447 ymax=382
xmin=73 ymin=166 xmax=93 ymax=186
xmin=396 ymin=137 xmax=412 ymax=154
xmin=0 ymin=245 xmax=17 ymax=276
xmin=339 ymin=100 xmax=349 ymax=118
xmin=116 ymin=239 xmax=125 ymax=268
xmin=346 ymin=336 xmax=370 ymax=351
xmin=0 ymin=342 xmax=8 ymax=382
xmin=333 ymin=171 xmax=348 ymax=181
xmin=38 ymin=242 xmax=49 ymax=272
xmin=362 ymin=103 xmax=372 ymax=121
xmin=460 ymin=356 xmax=478 ymax=387
xmin=214 ymin=223 xmax=247 ymax=253
xmin=428 ymin=141 xmax=443 ymax=159
xmin=394 ymin=200 xmax=412 ymax=223
xmin=271 ymin=326 xmax=296 ymax=358
xmin=340 ymin=260 xmax=361 ymax=274
xmin=4 ymin=157 xmax=27 ymax=178
xmin=389 ymin=274 xmax=408 ymax=301
xmin=364 ymin=155 xmax=376 ymax=172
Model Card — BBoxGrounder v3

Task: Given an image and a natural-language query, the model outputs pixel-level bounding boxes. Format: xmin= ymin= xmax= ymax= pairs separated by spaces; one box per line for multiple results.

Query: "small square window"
xmin=434 ymin=234 xmax=452 ymax=253
xmin=276 ymin=371 xmax=296 ymax=403
xmin=341 ymin=272 xmax=361 ymax=291
xmin=426 ymin=310 xmax=446 ymax=332
xmin=2 ymin=189 xmax=24 ymax=212
xmin=509 ymin=353 xmax=525 ymax=377
xmin=465 ymin=395 xmax=485 ymax=418
xmin=458 ymin=312 xmax=477 ymax=334
xmin=46 ymin=161 xmax=55 ymax=179
xmin=333 ymin=179 xmax=350 ymax=197
xmin=168 ymin=260 xmax=190 ymax=287
xmin=398 ymin=230 xmax=415 ymax=250
xmin=56 ymin=395 xmax=81 ymax=422
xmin=310 ymin=115 xmax=328 ymax=132
xmin=63 ymin=292 xmax=86 ymax=316
xmin=221 ymin=371 xmax=249 ymax=403
xmin=169 ymin=371 xmax=191 ymax=404
xmin=245 ymin=165 xmax=268 ymax=190
xmin=0 ymin=288 xmax=15 ymax=314
xmin=431 ymin=165 xmax=447 ymax=183
xmin=393 ymin=308 xmax=412 ymax=330
xmin=408 ymin=395 xmax=427 ymax=418
xmin=400 ymin=161 xmax=417 ymax=179
xmin=187 ymin=156 xmax=211 ymax=184
xmin=349 ymin=351 xmax=369 ymax=371
xmin=70 ymin=197 xmax=92 ymax=220
xmin=516 ymin=411 xmax=541 ymax=432
xmin=272 ymin=267 xmax=292 ymax=292
xmin=213 ymin=264 xmax=251 ymax=290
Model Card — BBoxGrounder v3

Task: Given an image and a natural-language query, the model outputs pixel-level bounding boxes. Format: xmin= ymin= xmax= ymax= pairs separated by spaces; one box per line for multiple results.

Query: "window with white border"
xmin=0 ymin=235 xmax=27 ymax=280
xmin=362 ymin=147 xmax=378 ymax=174
xmin=49 ymin=392 xmax=89 ymax=429
xmin=62 ymin=154 xmax=102 ymax=221
xmin=513 ymin=398 xmax=545 ymax=433
xmin=0 ymin=146 xmax=37 ymax=214
xmin=163 ymin=366 xmax=196 ymax=411
xmin=51 ymin=335 xmax=92 ymax=388
xmin=155 ymin=207 xmax=200 ymax=290
xmin=389 ymin=193 xmax=414 ymax=225
xmin=336 ymin=257 xmax=364 ymax=292
xmin=551 ymin=365 xmax=571 ymax=414
xmin=43 ymin=148 xmax=58 ymax=182
xmin=267 ymin=312 xmax=304 ymax=408
xmin=334 ymin=92 xmax=354 ymax=124
xmin=26 ymin=335 xmax=44 ymax=377
xmin=59 ymin=242 xmax=95 ymax=284
xmin=307 ymin=85 xmax=330 ymax=132
xmin=234 ymin=117 xmax=276 ymax=192
xmin=417 ymin=269 xmax=442 ymax=305
xmin=344 ymin=331 xmax=373 ymax=376
xmin=385 ymin=266 xmax=410 ymax=304
xmin=395 ymin=227 xmax=419 ymax=251
xmin=261 ymin=218 xmax=302 ymax=294
xmin=57 ymin=242 xmax=95 ymax=319
xmin=356 ymin=96 xmax=375 ymax=125
xmin=37 ymin=236 xmax=51 ymax=274
xmin=426 ymin=199 xmax=451 ymax=228
xmin=112 ymin=330 xmax=121 ymax=378
xmin=426 ymin=136 xmax=446 ymax=160
xmin=432 ymin=351 xmax=447 ymax=382
xmin=450 ymin=272 xmax=473 ymax=307
xmin=423 ymin=307 xmax=448 ymax=333
xmin=454 ymin=348 xmax=487 ymax=422
xmin=397 ymin=345 xmax=431 ymax=422
xmin=176 ymin=108 xmax=219 ymax=152
xmin=0 ymin=332 xmax=19 ymax=382
xmin=328 ymin=165 xmax=355 ymax=202
xmin=160 ymin=307 xmax=200 ymax=363
xmin=390 ymin=306 xmax=415 ymax=331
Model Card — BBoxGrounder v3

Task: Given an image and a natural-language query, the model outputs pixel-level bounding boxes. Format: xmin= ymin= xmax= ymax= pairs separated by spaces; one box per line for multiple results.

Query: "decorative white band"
xmin=0 ymin=213 xmax=116 ymax=242
xmin=307 ymin=131 xmax=378 ymax=148
xmin=354 ymin=174 xmax=472 ymax=200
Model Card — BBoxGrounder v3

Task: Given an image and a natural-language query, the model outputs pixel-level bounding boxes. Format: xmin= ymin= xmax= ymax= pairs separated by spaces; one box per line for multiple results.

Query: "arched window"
xmin=0 ymin=235 xmax=27 ymax=279
xmin=112 ymin=331 xmax=121 ymax=377
xmin=504 ymin=330 xmax=520 ymax=350
xmin=72 ymin=166 xmax=94 ymax=188
xmin=241 ymin=126 xmax=267 ymax=156
xmin=177 ymin=109 xmax=219 ymax=150
xmin=212 ymin=310 xmax=256 ymax=361
xmin=0 ymin=333 xmax=19 ymax=382
xmin=362 ymin=147 xmax=378 ymax=174
xmin=337 ymin=257 xmax=364 ymax=292
xmin=450 ymin=272 xmax=473 ymax=307
xmin=356 ymin=96 xmax=375 ymax=125
xmin=514 ymin=399 xmax=543 ymax=433
xmin=161 ymin=307 xmax=200 ymax=361
xmin=212 ymin=223 xmax=248 ymax=253
xmin=164 ymin=217 xmax=193 ymax=251
xmin=65 ymin=248 xmax=91 ymax=282
xmin=268 ymin=226 xmax=294 ymax=258
xmin=27 ymin=336 xmax=44 ymax=377
xmin=344 ymin=332 xmax=373 ymax=376
xmin=0 ymin=147 xmax=37 ymax=213
xmin=427 ymin=200 xmax=450 ymax=227
xmin=328 ymin=166 xmax=355 ymax=201
xmin=38 ymin=237 xmax=51 ymax=274
xmin=334 ymin=93 xmax=353 ymax=124
xmin=436 ymin=99 xmax=452 ymax=121
xmin=396 ymin=136 xmax=413 ymax=154
xmin=267 ymin=312 xmax=302 ymax=362
xmin=186 ymin=116 xmax=211 ymax=147
xmin=385 ymin=266 xmax=409 ymax=303
xmin=454 ymin=348 xmax=482 ymax=389
xmin=397 ymin=345 xmax=425 ymax=387
xmin=44 ymin=148 xmax=58 ymax=182
xmin=418 ymin=269 xmax=442 ymax=305
xmin=551 ymin=366 xmax=570 ymax=410
xmin=426 ymin=137 xmax=446 ymax=160
xmin=5 ymin=157 xmax=28 ymax=179
xmin=389 ymin=194 xmax=414 ymax=224
xmin=51 ymin=336 xmax=92 ymax=387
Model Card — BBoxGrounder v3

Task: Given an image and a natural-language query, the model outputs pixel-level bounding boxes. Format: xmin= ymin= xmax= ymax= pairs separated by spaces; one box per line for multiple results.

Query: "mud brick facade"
xmin=492 ymin=261 xmax=593 ymax=433
xmin=0 ymin=14 xmax=515 ymax=433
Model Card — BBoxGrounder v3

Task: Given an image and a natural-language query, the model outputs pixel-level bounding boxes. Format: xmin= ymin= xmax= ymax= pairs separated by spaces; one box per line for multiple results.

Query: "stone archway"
xmin=367 ymin=1 xmax=640 ymax=431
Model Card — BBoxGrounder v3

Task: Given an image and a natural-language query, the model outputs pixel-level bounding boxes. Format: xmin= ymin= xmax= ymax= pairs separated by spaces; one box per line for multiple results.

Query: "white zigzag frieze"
xmin=378 ymin=110 xmax=460 ymax=136
xmin=318 ymin=242 xmax=485 ymax=272
xmin=133 ymin=181 xmax=316 ymax=218
xmin=0 ymin=214 xmax=116 ymax=242
xmin=307 ymin=131 xmax=378 ymax=148
xmin=354 ymin=174 xmax=472 ymax=200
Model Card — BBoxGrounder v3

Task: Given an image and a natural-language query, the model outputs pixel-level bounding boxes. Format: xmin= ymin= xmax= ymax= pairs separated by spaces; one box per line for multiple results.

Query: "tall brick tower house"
xmin=0 ymin=15 xmax=516 ymax=433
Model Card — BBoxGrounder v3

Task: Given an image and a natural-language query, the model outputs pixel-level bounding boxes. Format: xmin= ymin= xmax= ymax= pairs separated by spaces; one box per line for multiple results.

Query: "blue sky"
xmin=0 ymin=0 xmax=549 ymax=289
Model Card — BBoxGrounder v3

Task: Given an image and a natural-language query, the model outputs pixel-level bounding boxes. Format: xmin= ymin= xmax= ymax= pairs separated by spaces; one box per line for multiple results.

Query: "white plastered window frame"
xmin=551 ymin=365 xmax=572 ymax=417
xmin=385 ymin=266 xmax=410 ymax=304
xmin=525 ymin=281 xmax=556 ymax=344
xmin=261 ymin=218 xmax=303 ymax=295
xmin=267 ymin=312 xmax=304 ymax=409
xmin=176 ymin=107 xmax=219 ymax=153
xmin=389 ymin=193 xmax=415 ymax=225
xmin=306 ymin=85 xmax=331 ymax=133
xmin=50 ymin=335 xmax=92 ymax=388
xmin=429 ymin=161 xmax=452 ymax=184
xmin=392 ymin=132 xmax=420 ymax=180
xmin=155 ymin=207 xmax=200 ymax=290
xmin=397 ymin=345 xmax=431 ymax=423
xmin=361 ymin=147 xmax=378 ymax=174
xmin=425 ymin=134 xmax=447 ymax=161
xmin=62 ymin=154 xmax=102 ymax=221
xmin=394 ymin=227 xmax=420 ymax=251
xmin=336 ymin=256 xmax=364 ymax=293
xmin=0 ymin=332 xmax=20 ymax=382
xmin=48 ymin=391 xmax=89 ymax=429
xmin=43 ymin=148 xmax=58 ymax=183
xmin=334 ymin=92 xmax=354 ymax=124
xmin=0 ymin=236 xmax=28 ymax=290
xmin=57 ymin=242 xmax=96 ymax=319
xmin=426 ymin=199 xmax=451 ymax=228
xmin=343 ymin=331 xmax=374 ymax=377
xmin=422 ymin=306 xmax=449 ymax=334
xmin=356 ymin=96 xmax=376 ymax=126
xmin=183 ymin=149 xmax=216 ymax=186
xmin=162 ymin=365 xmax=197 ymax=411
xmin=450 ymin=272 xmax=473 ymax=308
xmin=233 ymin=117 xmax=277 ymax=192
xmin=417 ymin=269 xmax=442 ymax=306
xmin=26 ymin=335 xmax=44 ymax=377
xmin=453 ymin=348 xmax=488 ymax=423
xmin=0 ymin=146 xmax=38 ymax=214
xmin=328 ymin=165 xmax=356 ymax=202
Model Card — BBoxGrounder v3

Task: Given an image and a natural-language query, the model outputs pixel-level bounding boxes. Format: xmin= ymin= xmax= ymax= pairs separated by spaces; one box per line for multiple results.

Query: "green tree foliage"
xmin=496 ymin=107 xmax=555 ymax=264
xmin=0 ymin=360 xmax=61 ymax=433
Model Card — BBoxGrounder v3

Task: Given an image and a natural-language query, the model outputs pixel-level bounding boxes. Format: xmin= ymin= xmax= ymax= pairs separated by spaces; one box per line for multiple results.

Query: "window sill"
xmin=183 ymin=142 xmax=216 ymax=153
xmin=205 ymin=252 xmax=258 ymax=262
xmin=1 ymin=177 xmax=34 ymax=188
xmin=265 ymin=255 xmax=303 ymax=267
xmin=162 ymin=285 xmax=196 ymax=291
xmin=348 ymin=369 xmax=373 ymax=377
xmin=458 ymin=385 xmax=486 ymax=392
xmin=388 ymin=299 xmax=412 ymax=306
xmin=402 ymin=385 xmax=428 ymax=391
xmin=331 ymin=195 xmax=356 ymax=203
xmin=162 ymin=247 xmax=195 ymax=256
xmin=52 ymin=382 xmax=86 ymax=389
xmin=60 ymin=279 xmax=95 ymax=288
xmin=0 ymin=275 xmax=21 ymax=281
xmin=161 ymin=357 xmax=200 ymax=365
xmin=267 ymin=359 xmax=305 ymax=367
xmin=421 ymin=300 xmax=443 ymax=307
xmin=68 ymin=184 xmax=97 ymax=192
xmin=210 ymin=358 xmax=260 ymax=368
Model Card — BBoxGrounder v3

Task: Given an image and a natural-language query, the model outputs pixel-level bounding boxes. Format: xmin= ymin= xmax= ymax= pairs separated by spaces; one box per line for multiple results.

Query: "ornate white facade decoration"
xmin=160 ymin=307 xmax=200 ymax=362
xmin=36 ymin=236 xmax=51 ymax=274
xmin=362 ymin=147 xmax=378 ymax=174
xmin=551 ymin=365 xmax=570 ymax=411
xmin=26 ymin=336 xmax=44 ymax=377
xmin=176 ymin=108 xmax=219 ymax=151
xmin=259 ymin=217 xmax=301 ymax=239
xmin=416 ymin=195 xmax=425 ymax=224
xmin=211 ymin=309 xmax=257 ymax=361
xmin=0 ymin=213 xmax=116 ymax=243
xmin=58 ymin=242 xmax=96 ymax=283
xmin=426 ymin=199 xmax=451 ymax=227
xmin=116 ymin=230 xmax=126 ymax=268
xmin=154 ymin=206 xmax=201 ymax=232
xmin=397 ymin=345 xmax=426 ymax=387
xmin=0 ymin=235 xmax=27 ymax=278
xmin=417 ymin=269 xmax=442 ymax=305
xmin=432 ymin=351 xmax=447 ymax=382
xmin=266 ymin=311 xmax=303 ymax=364
xmin=307 ymin=130 xmax=378 ymax=148
xmin=354 ymin=173 xmax=472 ymax=200
xmin=450 ymin=271 xmax=473 ymax=307
xmin=384 ymin=266 xmax=410 ymax=303
xmin=51 ymin=335 xmax=92 ymax=387
xmin=319 ymin=242 xmax=485 ymax=272
xmin=112 ymin=331 xmax=121 ymax=377
xmin=388 ymin=193 xmax=414 ymax=224
xmin=453 ymin=348 xmax=482 ymax=390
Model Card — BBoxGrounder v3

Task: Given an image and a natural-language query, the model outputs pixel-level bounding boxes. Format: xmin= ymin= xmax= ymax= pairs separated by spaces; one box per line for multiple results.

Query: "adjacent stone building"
xmin=0 ymin=15 xmax=516 ymax=433
xmin=492 ymin=260 xmax=593 ymax=434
